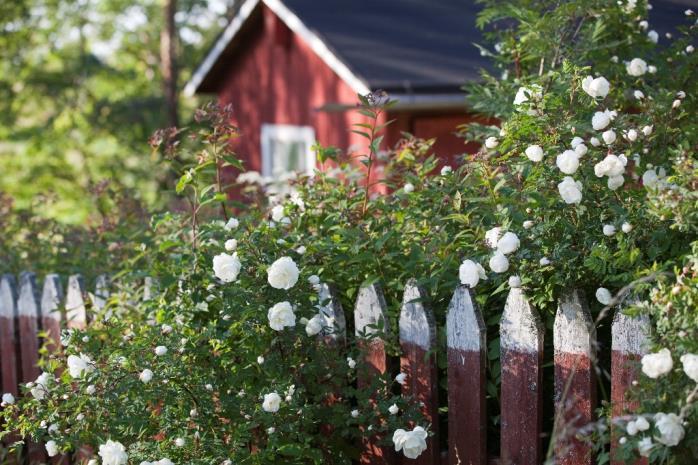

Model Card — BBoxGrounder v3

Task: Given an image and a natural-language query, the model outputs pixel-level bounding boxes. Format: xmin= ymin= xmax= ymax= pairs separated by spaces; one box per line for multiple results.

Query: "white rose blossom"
xmin=592 ymin=110 xmax=615 ymax=130
xmin=271 ymin=205 xmax=285 ymax=222
xmin=626 ymin=58 xmax=648 ymax=76
xmin=556 ymin=150 xmax=580 ymax=174
xmin=513 ymin=85 xmax=542 ymax=109
xmin=581 ymin=76 xmax=610 ymax=98
xmin=497 ymin=232 xmax=520 ymax=255
xmin=403 ymin=182 xmax=415 ymax=193
xmin=46 ymin=440 xmax=59 ymax=457
xmin=622 ymin=222 xmax=633 ymax=233
xmin=139 ymin=369 xmax=153 ymax=383
xmin=485 ymin=227 xmax=502 ymax=248
xmin=2 ymin=393 xmax=15 ymax=405
xmin=595 ymin=288 xmax=612 ymax=305
xmin=641 ymin=348 xmax=673 ymax=378
xmin=489 ymin=252 xmax=510 ymax=273
xmin=31 ymin=372 xmax=51 ymax=400
xmin=642 ymin=169 xmax=659 ymax=188
xmin=440 ymin=165 xmax=452 ymax=175
xmin=267 ymin=256 xmax=300 ymax=290
xmin=590 ymin=137 xmax=601 ymax=147
xmin=213 ymin=253 xmax=242 ymax=283
xmin=224 ymin=239 xmax=237 ymax=251
xmin=638 ymin=437 xmax=654 ymax=457
xmin=98 ymin=440 xmax=128 ymax=465
xmin=626 ymin=416 xmax=650 ymax=435
xmin=224 ymin=218 xmax=239 ymax=230
xmin=594 ymin=155 xmax=625 ymax=178
xmin=67 ymin=353 xmax=94 ymax=379
xmin=305 ymin=314 xmax=325 ymax=336
xmin=395 ymin=373 xmax=407 ymax=385
xmin=393 ymin=426 xmax=428 ymax=459
xmin=608 ymin=175 xmax=625 ymax=190
xmin=459 ymin=259 xmax=484 ymax=288
xmin=558 ymin=177 xmax=583 ymax=204
xmin=525 ymin=145 xmax=544 ymax=162
xmin=654 ymin=413 xmax=685 ymax=446
xmin=154 ymin=346 xmax=167 ymax=356
xmin=574 ymin=144 xmax=588 ymax=157
xmin=647 ymin=30 xmax=658 ymax=43
xmin=484 ymin=137 xmax=499 ymax=149
xmin=523 ymin=220 xmax=534 ymax=229
xmin=680 ymin=354 xmax=698 ymax=382
xmin=267 ymin=301 xmax=296 ymax=331
xmin=262 ymin=392 xmax=282 ymax=413
xmin=602 ymin=129 xmax=617 ymax=145
xmin=603 ymin=224 xmax=616 ymax=236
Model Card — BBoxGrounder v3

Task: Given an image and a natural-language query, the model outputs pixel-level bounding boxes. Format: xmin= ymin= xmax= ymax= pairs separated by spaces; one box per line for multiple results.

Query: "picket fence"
xmin=0 ymin=272 xmax=651 ymax=465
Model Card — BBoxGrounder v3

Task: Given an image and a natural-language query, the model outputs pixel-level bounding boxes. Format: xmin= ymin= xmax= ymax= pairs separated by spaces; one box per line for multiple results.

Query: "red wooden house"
xmin=184 ymin=0 xmax=490 ymax=182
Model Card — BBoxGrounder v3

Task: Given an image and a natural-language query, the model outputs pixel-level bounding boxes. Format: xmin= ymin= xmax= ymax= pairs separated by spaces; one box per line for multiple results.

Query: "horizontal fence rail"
xmin=0 ymin=273 xmax=652 ymax=465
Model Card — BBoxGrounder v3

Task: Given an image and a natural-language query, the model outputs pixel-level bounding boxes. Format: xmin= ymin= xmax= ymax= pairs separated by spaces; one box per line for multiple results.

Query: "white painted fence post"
xmin=41 ymin=274 xmax=64 ymax=352
xmin=317 ymin=283 xmax=346 ymax=345
xmin=66 ymin=274 xmax=88 ymax=329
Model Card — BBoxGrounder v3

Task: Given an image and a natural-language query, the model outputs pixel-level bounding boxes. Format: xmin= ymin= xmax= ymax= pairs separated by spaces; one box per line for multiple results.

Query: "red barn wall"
xmin=215 ymin=4 xmax=474 ymax=184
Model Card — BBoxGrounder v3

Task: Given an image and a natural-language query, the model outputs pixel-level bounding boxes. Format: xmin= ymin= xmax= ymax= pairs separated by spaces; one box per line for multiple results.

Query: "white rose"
xmin=440 ymin=165 xmax=452 ymax=175
xmin=308 ymin=275 xmax=321 ymax=286
xmin=581 ymin=76 xmax=610 ymax=98
xmin=257 ymin=355 xmax=265 ymax=364
xmin=267 ymin=301 xmax=296 ymax=331
xmin=525 ymin=145 xmax=544 ymax=162
xmin=271 ymin=205 xmax=285 ymax=222
xmin=602 ymin=130 xmax=617 ymax=145
xmin=642 ymin=169 xmax=659 ymax=188
xmin=213 ymin=253 xmax=242 ymax=283
xmin=393 ymin=426 xmax=428 ymax=459
xmin=485 ymin=227 xmax=502 ymax=248
xmin=654 ymin=413 xmax=685 ymax=446
xmin=403 ymin=183 xmax=415 ymax=193
xmin=603 ymin=224 xmax=616 ymax=236
xmin=139 ymin=369 xmax=153 ymax=383
xmin=497 ymin=232 xmax=520 ymax=255
xmin=98 ymin=440 xmax=128 ymax=465
xmin=680 ymin=354 xmax=698 ymax=382
xmin=459 ymin=260 xmax=482 ymax=288
xmin=2 ymin=393 xmax=15 ymax=405
xmin=267 ymin=256 xmax=300 ymax=290
xmin=523 ymin=220 xmax=534 ymax=229
xmin=571 ymin=137 xmax=584 ymax=148
xmin=485 ymin=137 xmax=499 ymax=149
xmin=595 ymin=288 xmax=612 ymax=305
xmin=174 ymin=438 xmax=185 ymax=447
xmin=262 ymin=392 xmax=281 ymax=413
xmin=641 ymin=348 xmax=673 ymax=378
xmin=539 ymin=257 xmax=551 ymax=266
xmin=556 ymin=150 xmax=580 ymax=174
xmin=558 ymin=177 xmax=583 ymax=204
xmin=224 ymin=218 xmax=239 ymax=230
xmin=351 ymin=409 xmax=359 ymax=418
xmin=46 ymin=440 xmax=59 ymax=457
xmin=647 ymin=30 xmax=658 ymax=43
xmin=608 ymin=175 xmax=625 ymax=190
xmin=31 ymin=372 xmax=51 ymax=400
xmin=634 ymin=90 xmax=645 ymax=100
xmin=626 ymin=58 xmax=648 ymax=76
xmin=590 ymin=137 xmax=601 ymax=147
xmin=594 ymin=155 xmax=625 ymax=178
xmin=347 ymin=357 xmax=356 ymax=369
xmin=489 ymin=252 xmax=509 ymax=273
xmin=305 ymin=314 xmax=325 ymax=336
xmin=388 ymin=404 xmax=399 ymax=415
xmin=295 ymin=246 xmax=306 ymax=255
xmin=638 ymin=437 xmax=653 ymax=457
xmin=224 ymin=239 xmax=237 ymax=251
xmin=626 ymin=129 xmax=638 ymax=141
xmin=513 ymin=85 xmax=542 ymax=106
xmin=67 ymin=353 xmax=94 ymax=379
xmin=574 ymin=144 xmax=588 ymax=157
xmin=395 ymin=373 xmax=407 ymax=385
xmin=154 ymin=346 xmax=167 ymax=356
xmin=592 ymin=111 xmax=611 ymax=130
xmin=642 ymin=125 xmax=653 ymax=136
xmin=86 ymin=385 xmax=96 ymax=395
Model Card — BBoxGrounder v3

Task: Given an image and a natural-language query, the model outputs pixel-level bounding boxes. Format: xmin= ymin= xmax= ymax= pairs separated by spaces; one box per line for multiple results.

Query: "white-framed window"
xmin=260 ymin=124 xmax=316 ymax=178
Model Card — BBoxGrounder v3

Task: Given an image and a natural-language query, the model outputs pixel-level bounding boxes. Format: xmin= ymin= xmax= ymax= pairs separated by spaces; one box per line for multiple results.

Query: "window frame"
xmin=260 ymin=123 xmax=316 ymax=178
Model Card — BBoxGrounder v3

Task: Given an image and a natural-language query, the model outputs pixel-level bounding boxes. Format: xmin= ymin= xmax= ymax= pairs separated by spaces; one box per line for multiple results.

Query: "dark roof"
xmin=280 ymin=0 xmax=489 ymax=94
xmin=187 ymin=0 xmax=695 ymax=96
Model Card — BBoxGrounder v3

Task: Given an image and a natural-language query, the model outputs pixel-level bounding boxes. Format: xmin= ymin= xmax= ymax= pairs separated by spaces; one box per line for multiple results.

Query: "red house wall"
xmin=215 ymin=4 xmax=474 ymax=183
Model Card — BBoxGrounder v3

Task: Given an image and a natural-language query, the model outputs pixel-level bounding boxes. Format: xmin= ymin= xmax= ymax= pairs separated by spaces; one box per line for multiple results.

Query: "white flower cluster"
xmin=98 ymin=440 xmax=128 ymax=465
xmin=67 ymin=354 xmax=94 ymax=379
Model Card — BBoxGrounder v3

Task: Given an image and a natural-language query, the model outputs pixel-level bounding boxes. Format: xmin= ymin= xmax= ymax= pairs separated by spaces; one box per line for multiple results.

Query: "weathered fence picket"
xmin=553 ymin=289 xmax=596 ymax=465
xmin=611 ymin=310 xmax=650 ymax=465
xmin=0 ymin=272 xmax=652 ymax=465
xmin=399 ymin=279 xmax=439 ymax=465
xmin=355 ymin=282 xmax=394 ymax=465
xmin=446 ymin=285 xmax=486 ymax=465
xmin=499 ymin=287 xmax=544 ymax=465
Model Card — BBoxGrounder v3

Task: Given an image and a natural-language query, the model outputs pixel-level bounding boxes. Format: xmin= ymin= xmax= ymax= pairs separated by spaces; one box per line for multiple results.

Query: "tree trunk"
xmin=160 ymin=0 xmax=178 ymax=128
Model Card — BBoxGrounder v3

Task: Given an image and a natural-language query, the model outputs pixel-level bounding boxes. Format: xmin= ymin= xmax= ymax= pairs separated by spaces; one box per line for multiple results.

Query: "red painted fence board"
xmin=399 ymin=280 xmax=439 ymax=465
xmin=553 ymin=289 xmax=596 ymax=465
xmin=446 ymin=285 xmax=486 ymax=465
xmin=610 ymin=310 xmax=650 ymax=465
xmin=499 ymin=287 xmax=544 ymax=465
